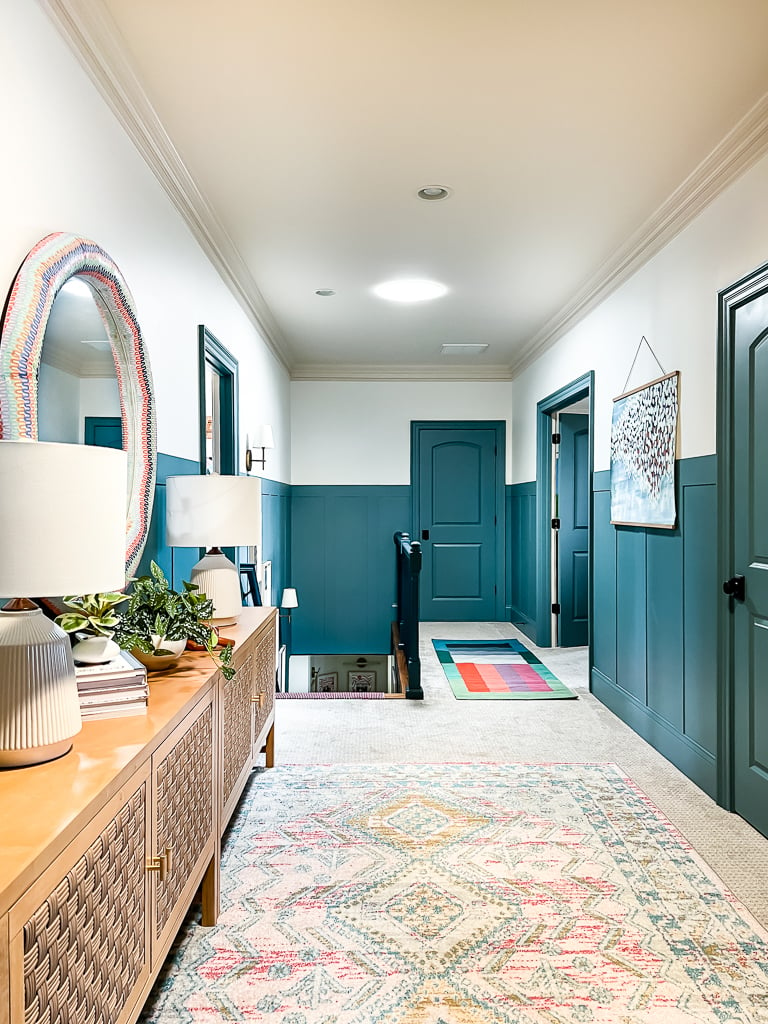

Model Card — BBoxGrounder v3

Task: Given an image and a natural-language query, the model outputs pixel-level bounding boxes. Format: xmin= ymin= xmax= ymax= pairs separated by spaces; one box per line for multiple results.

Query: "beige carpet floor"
xmin=277 ymin=621 xmax=768 ymax=928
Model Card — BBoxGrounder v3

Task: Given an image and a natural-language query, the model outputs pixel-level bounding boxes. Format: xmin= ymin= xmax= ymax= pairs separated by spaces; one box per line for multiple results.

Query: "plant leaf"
xmin=55 ymin=613 xmax=89 ymax=633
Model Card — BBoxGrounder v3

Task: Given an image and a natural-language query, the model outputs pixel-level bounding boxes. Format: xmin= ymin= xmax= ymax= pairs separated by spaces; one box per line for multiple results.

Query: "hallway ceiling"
xmin=52 ymin=1 xmax=768 ymax=379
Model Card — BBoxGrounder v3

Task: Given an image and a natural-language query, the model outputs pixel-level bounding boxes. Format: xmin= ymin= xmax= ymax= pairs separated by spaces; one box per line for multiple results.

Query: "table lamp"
xmin=165 ymin=473 xmax=262 ymax=626
xmin=0 ymin=440 xmax=127 ymax=767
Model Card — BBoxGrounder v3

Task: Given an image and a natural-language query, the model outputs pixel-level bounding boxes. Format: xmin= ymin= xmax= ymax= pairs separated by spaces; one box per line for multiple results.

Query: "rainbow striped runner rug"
xmin=433 ymin=638 xmax=577 ymax=699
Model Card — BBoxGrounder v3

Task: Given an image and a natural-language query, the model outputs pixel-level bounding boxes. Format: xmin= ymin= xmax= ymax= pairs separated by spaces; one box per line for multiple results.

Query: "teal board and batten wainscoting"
xmin=592 ymin=455 xmax=718 ymax=797
xmin=508 ymin=482 xmax=537 ymax=639
xmin=261 ymin=478 xmax=291 ymax=607
xmin=291 ymin=485 xmax=411 ymax=655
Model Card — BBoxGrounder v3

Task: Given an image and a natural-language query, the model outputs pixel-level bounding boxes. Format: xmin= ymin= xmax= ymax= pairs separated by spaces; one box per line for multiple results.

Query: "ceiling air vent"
xmin=440 ymin=344 xmax=489 ymax=356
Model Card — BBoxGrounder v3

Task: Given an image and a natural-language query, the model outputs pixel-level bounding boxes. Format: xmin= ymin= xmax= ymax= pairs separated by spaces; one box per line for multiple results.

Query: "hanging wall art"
xmin=610 ymin=370 xmax=679 ymax=528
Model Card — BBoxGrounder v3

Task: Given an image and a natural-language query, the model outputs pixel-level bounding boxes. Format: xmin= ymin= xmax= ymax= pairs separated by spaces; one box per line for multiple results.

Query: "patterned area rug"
xmin=433 ymin=639 xmax=577 ymax=699
xmin=141 ymin=763 xmax=768 ymax=1024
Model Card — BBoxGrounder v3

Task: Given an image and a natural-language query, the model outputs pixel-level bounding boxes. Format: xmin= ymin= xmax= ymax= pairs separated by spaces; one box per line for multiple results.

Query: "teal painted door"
xmin=84 ymin=416 xmax=123 ymax=449
xmin=416 ymin=427 xmax=499 ymax=620
xmin=730 ymin=288 xmax=768 ymax=837
xmin=558 ymin=414 xmax=589 ymax=646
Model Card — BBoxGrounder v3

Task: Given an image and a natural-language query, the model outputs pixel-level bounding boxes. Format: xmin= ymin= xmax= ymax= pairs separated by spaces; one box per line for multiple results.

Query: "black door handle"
xmin=421 ymin=529 xmax=430 ymax=540
xmin=723 ymin=575 xmax=746 ymax=601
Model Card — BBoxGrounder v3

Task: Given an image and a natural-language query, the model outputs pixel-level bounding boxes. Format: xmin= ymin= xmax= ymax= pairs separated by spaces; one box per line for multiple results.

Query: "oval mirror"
xmin=0 ymin=232 xmax=157 ymax=577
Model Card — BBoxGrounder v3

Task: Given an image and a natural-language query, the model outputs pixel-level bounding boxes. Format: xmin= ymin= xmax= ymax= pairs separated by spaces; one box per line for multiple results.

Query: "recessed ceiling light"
xmin=440 ymin=344 xmax=489 ymax=356
xmin=417 ymin=185 xmax=451 ymax=201
xmin=315 ymin=289 xmax=336 ymax=296
xmin=372 ymin=278 xmax=448 ymax=303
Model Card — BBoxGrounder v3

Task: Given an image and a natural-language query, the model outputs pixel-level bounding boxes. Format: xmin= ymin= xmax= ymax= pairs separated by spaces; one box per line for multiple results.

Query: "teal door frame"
xmin=535 ymin=372 xmax=594 ymax=650
xmin=716 ymin=258 xmax=768 ymax=811
xmin=411 ymin=420 xmax=506 ymax=621
xmin=198 ymin=325 xmax=239 ymax=476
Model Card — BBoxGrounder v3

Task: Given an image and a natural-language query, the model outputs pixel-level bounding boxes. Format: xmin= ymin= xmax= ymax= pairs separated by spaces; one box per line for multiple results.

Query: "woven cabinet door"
xmin=150 ymin=693 xmax=216 ymax=965
xmin=252 ymin=615 xmax=276 ymax=747
xmin=9 ymin=766 xmax=151 ymax=1024
xmin=221 ymin=650 xmax=255 ymax=830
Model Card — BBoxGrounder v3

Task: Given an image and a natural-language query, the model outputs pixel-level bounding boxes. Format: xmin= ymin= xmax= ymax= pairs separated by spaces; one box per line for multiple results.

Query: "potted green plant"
xmin=55 ymin=591 xmax=128 ymax=664
xmin=113 ymin=561 xmax=234 ymax=678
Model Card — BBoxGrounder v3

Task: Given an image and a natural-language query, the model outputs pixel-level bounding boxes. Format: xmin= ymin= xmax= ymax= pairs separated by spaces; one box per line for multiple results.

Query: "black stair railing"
xmin=393 ymin=531 xmax=424 ymax=699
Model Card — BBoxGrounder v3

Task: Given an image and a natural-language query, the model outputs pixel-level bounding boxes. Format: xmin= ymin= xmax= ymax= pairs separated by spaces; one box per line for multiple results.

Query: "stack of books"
xmin=74 ymin=651 xmax=149 ymax=720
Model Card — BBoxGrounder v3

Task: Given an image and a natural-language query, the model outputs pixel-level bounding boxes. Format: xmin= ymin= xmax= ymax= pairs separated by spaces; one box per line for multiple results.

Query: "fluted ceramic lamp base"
xmin=0 ymin=605 xmax=82 ymax=768
xmin=190 ymin=550 xmax=243 ymax=627
xmin=0 ymin=736 xmax=72 ymax=768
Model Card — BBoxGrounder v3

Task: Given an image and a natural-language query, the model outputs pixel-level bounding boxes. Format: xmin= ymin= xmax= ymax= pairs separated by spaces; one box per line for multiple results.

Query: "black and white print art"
xmin=610 ymin=371 xmax=679 ymax=528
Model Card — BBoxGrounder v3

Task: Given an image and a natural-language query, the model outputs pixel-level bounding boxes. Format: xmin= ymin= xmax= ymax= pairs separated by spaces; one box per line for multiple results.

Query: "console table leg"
xmin=265 ymin=723 xmax=275 ymax=768
xmin=201 ymin=849 xmax=219 ymax=926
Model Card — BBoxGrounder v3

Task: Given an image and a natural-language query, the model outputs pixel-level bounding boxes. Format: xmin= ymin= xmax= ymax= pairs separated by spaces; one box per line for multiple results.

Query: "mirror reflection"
xmin=38 ymin=278 xmax=121 ymax=446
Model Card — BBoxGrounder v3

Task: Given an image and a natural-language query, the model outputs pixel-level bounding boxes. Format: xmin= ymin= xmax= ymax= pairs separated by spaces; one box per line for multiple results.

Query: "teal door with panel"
xmin=84 ymin=416 xmax=123 ymax=449
xmin=724 ymin=274 xmax=768 ymax=838
xmin=414 ymin=424 xmax=502 ymax=621
xmin=558 ymin=414 xmax=590 ymax=647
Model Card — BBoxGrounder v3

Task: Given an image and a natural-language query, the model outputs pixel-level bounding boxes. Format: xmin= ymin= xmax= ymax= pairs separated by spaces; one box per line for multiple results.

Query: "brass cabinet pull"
xmin=146 ymin=846 xmax=173 ymax=881
xmin=251 ymin=693 xmax=265 ymax=708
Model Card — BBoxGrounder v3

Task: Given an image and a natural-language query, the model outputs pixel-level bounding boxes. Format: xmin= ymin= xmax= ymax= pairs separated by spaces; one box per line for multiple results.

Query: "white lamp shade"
xmin=280 ymin=588 xmax=299 ymax=609
xmin=250 ymin=425 xmax=274 ymax=449
xmin=165 ymin=473 xmax=262 ymax=548
xmin=0 ymin=440 xmax=128 ymax=596
xmin=0 ymin=440 xmax=128 ymax=767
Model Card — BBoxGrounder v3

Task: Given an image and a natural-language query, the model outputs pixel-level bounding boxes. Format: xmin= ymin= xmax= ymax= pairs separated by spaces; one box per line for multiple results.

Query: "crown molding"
xmin=41 ymin=0 xmax=294 ymax=374
xmin=291 ymin=363 xmax=514 ymax=382
xmin=509 ymin=91 xmax=768 ymax=378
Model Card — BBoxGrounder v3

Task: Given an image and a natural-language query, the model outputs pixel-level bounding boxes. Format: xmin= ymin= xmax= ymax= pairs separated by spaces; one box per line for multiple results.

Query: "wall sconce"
xmin=245 ymin=425 xmax=274 ymax=472
xmin=165 ymin=473 xmax=262 ymax=627
xmin=279 ymin=588 xmax=298 ymax=658
xmin=280 ymin=587 xmax=299 ymax=623
xmin=0 ymin=441 xmax=127 ymax=767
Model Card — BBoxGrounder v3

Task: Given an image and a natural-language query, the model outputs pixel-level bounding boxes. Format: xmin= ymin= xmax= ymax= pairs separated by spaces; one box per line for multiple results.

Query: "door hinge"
xmin=552 ymin=602 xmax=561 ymax=615
xmin=552 ymin=432 xmax=561 ymax=445
xmin=551 ymin=517 xmax=560 ymax=530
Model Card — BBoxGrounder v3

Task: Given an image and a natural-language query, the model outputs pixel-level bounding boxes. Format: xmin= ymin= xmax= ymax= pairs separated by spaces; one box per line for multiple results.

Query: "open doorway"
xmin=551 ymin=400 xmax=590 ymax=647
xmin=535 ymin=372 xmax=594 ymax=652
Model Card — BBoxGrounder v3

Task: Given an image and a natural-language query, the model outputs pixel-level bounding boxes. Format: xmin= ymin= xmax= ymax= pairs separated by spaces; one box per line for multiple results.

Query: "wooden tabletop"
xmin=0 ymin=606 xmax=275 ymax=916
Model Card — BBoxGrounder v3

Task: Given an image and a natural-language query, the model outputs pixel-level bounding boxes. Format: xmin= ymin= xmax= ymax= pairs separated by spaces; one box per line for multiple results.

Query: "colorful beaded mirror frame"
xmin=0 ymin=232 xmax=156 ymax=576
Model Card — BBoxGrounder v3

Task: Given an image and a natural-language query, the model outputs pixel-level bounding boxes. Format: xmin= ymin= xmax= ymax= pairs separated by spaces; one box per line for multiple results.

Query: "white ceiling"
xmin=47 ymin=1 xmax=768 ymax=379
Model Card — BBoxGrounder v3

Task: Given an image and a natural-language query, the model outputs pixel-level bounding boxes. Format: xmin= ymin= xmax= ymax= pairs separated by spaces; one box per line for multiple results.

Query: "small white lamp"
xmin=165 ymin=473 xmax=262 ymax=627
xmin=245 ymin=425 xmax=274 ymax=472
xmin=0 ymin=440 xmax=127 ymax=767
xmin=280 ymin=588 xmax=299 ymax=619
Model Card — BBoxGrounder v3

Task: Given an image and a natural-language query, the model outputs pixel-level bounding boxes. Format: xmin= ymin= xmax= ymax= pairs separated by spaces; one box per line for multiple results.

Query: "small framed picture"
xmin=316 ymin=671 xmax=337 ymax=693
xmin=348 ymin=670 xmax=376 ymax=692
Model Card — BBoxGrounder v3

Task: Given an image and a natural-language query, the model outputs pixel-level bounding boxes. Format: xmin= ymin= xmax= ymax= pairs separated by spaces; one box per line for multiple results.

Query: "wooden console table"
xmin=0 ymin=606 xmax=276 ymax=1024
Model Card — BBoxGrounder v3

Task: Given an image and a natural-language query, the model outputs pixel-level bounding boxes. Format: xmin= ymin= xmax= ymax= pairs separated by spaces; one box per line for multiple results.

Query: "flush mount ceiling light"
xmin=315 ymin=289 xmax=336 ymax=296
xmin=372 ymin=278 xmax=448 ymax=303
xmin=417 ymin=185 xmax=452 ymax=201
xmin=440 ymin=344 xmax=489 ymax=356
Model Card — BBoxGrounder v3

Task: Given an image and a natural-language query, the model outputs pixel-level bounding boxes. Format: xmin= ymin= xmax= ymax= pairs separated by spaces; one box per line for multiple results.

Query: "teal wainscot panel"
xmin=291 ymin=485 xmax=411 ymax=654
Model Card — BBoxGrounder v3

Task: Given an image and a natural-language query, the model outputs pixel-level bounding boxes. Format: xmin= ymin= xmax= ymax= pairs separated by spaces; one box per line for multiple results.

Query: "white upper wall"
xmin=291 ymin=380 xmax=514 ymax=484
xmin=0 ymin=0 xmax=290 ymax=481
xmin=511 ymin=149 xmax=768 ymax=482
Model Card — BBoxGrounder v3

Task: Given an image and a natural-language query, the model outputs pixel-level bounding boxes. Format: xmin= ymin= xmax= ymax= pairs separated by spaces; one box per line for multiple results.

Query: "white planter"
xmin=131 ymin=636 xmax=187 ymax=672
xmin=72 ymin=635 xmax=120 ymax=665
